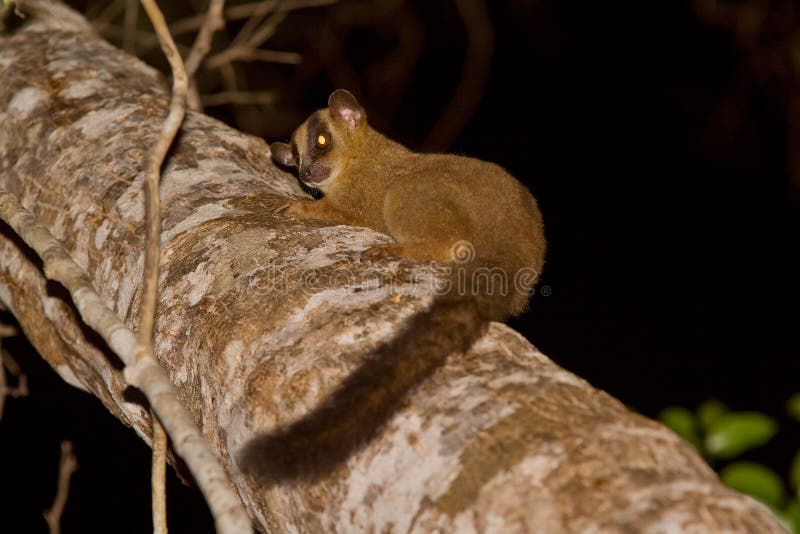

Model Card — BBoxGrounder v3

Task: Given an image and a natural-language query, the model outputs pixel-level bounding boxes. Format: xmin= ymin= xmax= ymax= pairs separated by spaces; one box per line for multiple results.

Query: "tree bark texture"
xmin=0 ymin=5 xmax=788 ymax=533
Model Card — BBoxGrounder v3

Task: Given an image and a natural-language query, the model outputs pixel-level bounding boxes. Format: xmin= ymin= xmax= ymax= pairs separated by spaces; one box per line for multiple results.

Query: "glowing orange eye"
xmin=316 ymin=134 xmax=327 ymax=147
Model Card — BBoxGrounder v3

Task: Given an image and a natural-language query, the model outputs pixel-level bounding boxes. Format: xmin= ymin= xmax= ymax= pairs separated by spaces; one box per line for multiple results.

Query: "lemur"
xmin=240 ymin=90 xmax=545 ymax=482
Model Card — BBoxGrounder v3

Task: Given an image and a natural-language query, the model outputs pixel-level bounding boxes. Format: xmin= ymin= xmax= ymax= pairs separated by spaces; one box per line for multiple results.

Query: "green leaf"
xmin=659 ymin=406 xmax=701 ymax=449
xmin=720 ymin=462 xmax=785 ymax=507
xmin=788 ymin=393 xmax=800 ymax=423
xmin=697 ymin=399 xmax=728 ymax=431
xmin=705 ymin=412 xmax=777 ymax=459
xmin=790 ymin=450 xmax=800 ymax=492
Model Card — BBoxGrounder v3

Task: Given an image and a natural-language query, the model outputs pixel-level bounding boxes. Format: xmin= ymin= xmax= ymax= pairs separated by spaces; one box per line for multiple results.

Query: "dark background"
xmin=1 ymin=0 xmax=798 ymax=532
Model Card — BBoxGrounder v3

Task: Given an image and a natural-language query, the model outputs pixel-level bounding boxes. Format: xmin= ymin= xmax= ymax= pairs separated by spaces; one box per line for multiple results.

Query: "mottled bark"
xmin=0 ymin=4 xmax=787 ymax=533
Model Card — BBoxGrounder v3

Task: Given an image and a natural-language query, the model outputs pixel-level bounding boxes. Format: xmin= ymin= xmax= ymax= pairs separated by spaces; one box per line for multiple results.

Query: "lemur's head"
xmin=270 ymin=89 xmax=366 ymax=193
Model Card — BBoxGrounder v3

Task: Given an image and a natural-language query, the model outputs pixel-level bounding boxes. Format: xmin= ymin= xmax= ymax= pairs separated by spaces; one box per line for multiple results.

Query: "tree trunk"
xmin=0 ymin=4 xmax=787 ymax=533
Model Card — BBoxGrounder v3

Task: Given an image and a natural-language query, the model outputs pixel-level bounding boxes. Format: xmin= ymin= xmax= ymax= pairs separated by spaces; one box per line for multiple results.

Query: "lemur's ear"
xmin=328 ymin=89 xmax=364 ymax=129
xmin=270 ymin=142 xmax=296 ymax=167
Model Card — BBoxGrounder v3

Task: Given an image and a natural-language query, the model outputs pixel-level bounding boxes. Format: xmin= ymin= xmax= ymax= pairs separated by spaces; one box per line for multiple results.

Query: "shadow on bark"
xmin=239 ymin=297 xmax=488 ymax=484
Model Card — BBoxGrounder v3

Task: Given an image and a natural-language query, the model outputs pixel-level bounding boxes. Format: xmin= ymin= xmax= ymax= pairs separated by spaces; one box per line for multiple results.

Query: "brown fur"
xmin=273 ymin=89 xmax=546 ymax=317
xmin=241 ymin=90 xmax=546 ymax=484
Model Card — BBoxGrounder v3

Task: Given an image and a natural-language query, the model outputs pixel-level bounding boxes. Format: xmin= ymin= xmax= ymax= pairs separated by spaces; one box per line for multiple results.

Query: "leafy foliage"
xmin=697 ymin=399 xmax=728 ymax=431
xmin=658 ymin=407 xmax=701 ymax=449
xmin=788 ymin=394 xmax=800 ymax=423
xmin=659 ymin=393 xmax=800 ymax=533
xmin=791 ymin=451 xmax=800 ymax=493
xmin=705 ymin=412 xmax=777 ymax=459
xmin=721 ymin=462 xmax=784 ymax=506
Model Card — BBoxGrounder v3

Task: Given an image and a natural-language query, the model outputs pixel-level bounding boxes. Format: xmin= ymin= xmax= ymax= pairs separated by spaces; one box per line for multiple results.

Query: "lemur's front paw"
xmin=274 ymin=201 xmax=293 ymax=215
xmin=362 ymin=245 xmax=418 ymax=287
xmin=361 ymin=244 xmax=403 ymax=262
xmin=274 ymin=199 xmax=312 ymax=218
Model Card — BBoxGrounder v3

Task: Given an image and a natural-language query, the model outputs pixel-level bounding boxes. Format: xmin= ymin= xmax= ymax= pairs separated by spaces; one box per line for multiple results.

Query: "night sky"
xmin=1 ymin=1 xmax=798 ymax=532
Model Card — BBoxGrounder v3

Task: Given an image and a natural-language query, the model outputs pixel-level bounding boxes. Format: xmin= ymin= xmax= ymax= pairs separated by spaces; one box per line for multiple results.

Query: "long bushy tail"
xmin=239 ymin=285 xmax=507 ymax=484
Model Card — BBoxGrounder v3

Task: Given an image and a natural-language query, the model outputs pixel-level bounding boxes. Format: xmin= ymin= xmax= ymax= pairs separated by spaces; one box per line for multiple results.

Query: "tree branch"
xmin=184 ymin=0 xmax=226 ymax=111
xmin=136 ymin=0 xmax=186 ymax=349
xmin=135 ymin=0 xmax=191 ymax=530
xmin=123 ymin=0 xmax=138 ymax=53
xmin=151 ymin=418 xmax=169 ymax=534
xmin=0 ymin=2 xmax=788 ymax=532
xmin=0 ymin=188 xmax=250 ymax=533
xmin=171 ymin=0 xmax=338 ymax=39
xmin=0 ymin=332 xmax=27 ymax=423
xmin=204 ymin=8 xmax=287 ymax=70
xmin=43 ymin=440 xmax=78 ymax=534
xmin=200 ymin=90 xmax=275 ymax=107
xmin=206 ymin=47 xmax=302 ymax=68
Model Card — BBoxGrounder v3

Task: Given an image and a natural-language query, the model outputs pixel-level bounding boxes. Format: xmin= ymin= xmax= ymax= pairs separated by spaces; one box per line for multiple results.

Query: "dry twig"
xmin=0 ymin=189 xmax=249 ymax=533
xmin=0 ymin=326 xmax=26 ymax=423
xmin=0 ymin=323 xmax=17 ymax=337
xmin=171 ymin=0 xmax=337 ymax=37
xmin=0 ymin=360 xmax=5 ymax=424
xmin=227 ymin=48 xmax=301 ymax=64
xmin=200 ymin=90 xmax=275 ymax=107
xmin=184 ymin=0 xmax=226 ymax=111
xmin=151 ymin=418 xmax=169 ymax=533
xmin=135 ymin=0 xmax=246 ymax=531
xmin=0 ymin=351 xmax=10 ymax=422
xmin=205 ymin=46 xmax=301 ymax=69
xmin=43 ymin=440 xmax=78 ymax=534
xmin=111 ymin=0 xmax=337 ymax=56
xmin=228 ymin=1 xmax=274 ymax=48
xmin=123 ymin=0 xmax=139 ymax=52
xmin=136 ymin=0 xmax=187 ymax=348
xmin=90 ymin=23 xmax=156 ymax=47
xmin=90 ymin=0 xmax=125 ymax=26
xmin=205 ymin=8 xmax=287 ymax=70
xmin=137 ymin=0 xmax=190 ymax=529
